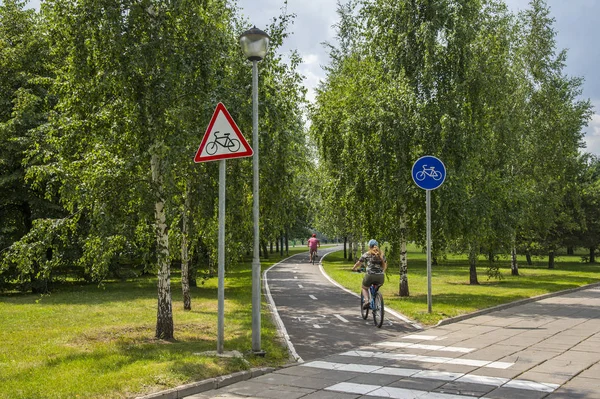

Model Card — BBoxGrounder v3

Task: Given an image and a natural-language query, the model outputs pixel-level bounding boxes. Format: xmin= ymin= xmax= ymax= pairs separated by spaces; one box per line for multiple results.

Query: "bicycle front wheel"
xmin=372 ymin=292 xmax=384 ymax=328
xmin=360 ymin=292 xmax=369 ymax=320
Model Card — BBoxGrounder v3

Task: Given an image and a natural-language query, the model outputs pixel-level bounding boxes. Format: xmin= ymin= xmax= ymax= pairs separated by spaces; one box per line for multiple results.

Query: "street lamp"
xmin=240 ymin=26 xmax=269 ymax=355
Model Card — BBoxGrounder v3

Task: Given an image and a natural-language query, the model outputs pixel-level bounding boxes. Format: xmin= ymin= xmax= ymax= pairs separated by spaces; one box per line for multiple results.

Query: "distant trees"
xmin=310 ymin=0 xmax=596 ymax=293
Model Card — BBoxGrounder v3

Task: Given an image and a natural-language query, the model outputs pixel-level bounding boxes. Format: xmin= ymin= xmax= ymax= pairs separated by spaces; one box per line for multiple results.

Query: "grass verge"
xmin=0 ymin=245 xmax=314 ymax=399
xmin=321 ymin=245 xmax=600 ymax=326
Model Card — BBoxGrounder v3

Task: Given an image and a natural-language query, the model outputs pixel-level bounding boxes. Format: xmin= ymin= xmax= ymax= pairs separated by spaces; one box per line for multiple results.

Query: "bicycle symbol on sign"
xmin=415 ymin=165 xmax=443 ymax=181
xmin=206 ymin=131 xmax=241 ymax=155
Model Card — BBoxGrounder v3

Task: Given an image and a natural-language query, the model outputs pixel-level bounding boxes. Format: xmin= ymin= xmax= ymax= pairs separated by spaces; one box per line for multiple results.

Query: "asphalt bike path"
xmin=263 ymin=245 xmax=420 ymax=362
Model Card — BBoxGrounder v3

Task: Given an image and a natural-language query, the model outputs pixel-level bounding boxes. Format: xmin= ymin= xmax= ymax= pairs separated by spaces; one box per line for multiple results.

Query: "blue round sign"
xmin=412 ymin=156 xmax=446 ymax=190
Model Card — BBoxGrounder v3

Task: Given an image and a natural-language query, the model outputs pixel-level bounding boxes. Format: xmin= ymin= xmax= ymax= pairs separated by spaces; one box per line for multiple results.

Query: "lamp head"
xmin=240 ymin=26 xmax=270 ymax=61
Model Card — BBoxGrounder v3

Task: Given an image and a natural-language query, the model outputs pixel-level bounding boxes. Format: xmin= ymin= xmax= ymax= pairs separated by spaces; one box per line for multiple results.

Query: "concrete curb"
xmin=135 ymin=366 xmax=275 ymax=399
xmin=436 ymin=281 xmax=600 ymax=327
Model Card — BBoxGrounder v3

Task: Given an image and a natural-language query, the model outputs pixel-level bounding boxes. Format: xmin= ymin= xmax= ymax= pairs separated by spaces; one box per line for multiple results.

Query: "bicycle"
xmin=355 ymin=270 xmax=384 ymax=328
xmin=415 ymin=165 xmax=443 ymax=181
xmin=206 ymin=131 xmax=241 ymax=155
xmin=310 ymin=249 xmax=318 ymax=265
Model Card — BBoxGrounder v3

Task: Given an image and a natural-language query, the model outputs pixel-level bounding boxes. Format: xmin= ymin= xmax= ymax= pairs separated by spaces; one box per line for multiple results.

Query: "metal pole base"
xmin=252 ymin=350 xmax=267 ymax=357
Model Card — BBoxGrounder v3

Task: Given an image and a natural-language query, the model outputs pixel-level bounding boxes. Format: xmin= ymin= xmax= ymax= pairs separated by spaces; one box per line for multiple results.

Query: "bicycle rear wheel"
xmin=372 ymin=292 xmax=384 ymax=328
xmin=360 ymin=292 xmax=369 ymax=320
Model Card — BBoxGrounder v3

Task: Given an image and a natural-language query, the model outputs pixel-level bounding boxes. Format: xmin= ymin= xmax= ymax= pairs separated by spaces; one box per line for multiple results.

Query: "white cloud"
xmin=583 ymin=109 xmax=600 ymax=156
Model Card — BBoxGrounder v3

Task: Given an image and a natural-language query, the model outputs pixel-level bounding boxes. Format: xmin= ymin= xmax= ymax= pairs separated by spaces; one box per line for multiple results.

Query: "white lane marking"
xmin=313 ymin=324 xmax=322 ymax=329
xmin=376 ymin=341 xmax=475 ymax=353
xmin=413 ymin=370 xmax=465 ymax=381
xmin=504 ymin=379 xmax=560 ymax=392
xmin=325 ymin=382 xmax=379 ymax=395
xmin=457 ymin=374 xmax=509 ymax=386
xmin=326 ymin=382 xmax=478 ymax=399
xmin=340 ymin=350 xmax=514 ymax=369
xmin=302 ymin=361 xmax=558 ymax=393
xmin=309 ymin=294 xmax=317 ymax=300
xmin=298 ymin=284 xmax=303 ymax=288
xmin=403 ymin=334 xmax=444 ymax=341
xmin=294 ymin=276 xmax=298 ymax=279
xmin=334 ymin=314 xmax=349 ymax=323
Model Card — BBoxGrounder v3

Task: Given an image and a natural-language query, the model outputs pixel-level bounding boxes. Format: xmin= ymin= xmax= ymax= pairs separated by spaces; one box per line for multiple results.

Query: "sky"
xmin=24 ymin=0 xmax=600 ymax=155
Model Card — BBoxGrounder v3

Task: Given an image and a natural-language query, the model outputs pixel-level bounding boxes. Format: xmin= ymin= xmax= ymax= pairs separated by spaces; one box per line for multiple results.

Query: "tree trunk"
xmin=567 ymin=246 xmax=574 ymax=255
xmin=590 ymin=247 xmax=596 ymax=263
xmin=399 ymin=208 xmax=409 ymax=297
xmin=285 ymin=230 xmax=289 ymax=255
xmin=347 ymin=239 xmax=353 ymax=262
xmin=548 ymin=250 xmax=555 ymax=269
xmin=469 ymin=246 xmax=479 ymax=285
xmin=270 ymin=240 xmax=273 ymax=254
xmin=152 ymin=153 xmax=174 ymax=340
xmin=511 ymin=246 xmax=519 ymax=276
xmin=344 ymin=236 xmax=347 ymax=259
xmin=261 ymin=240 xmax=268 ymax=259
xmin=280 ymin=231 xmax=284 ymax=257
xmin=181 ymin=181 xmax=191 ymax=311
xmin=526 ymin=251 xmax=533 ymax=265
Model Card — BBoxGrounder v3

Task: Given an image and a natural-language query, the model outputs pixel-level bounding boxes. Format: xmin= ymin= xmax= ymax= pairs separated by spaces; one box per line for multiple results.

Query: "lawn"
xmin=0 ymin=245 xmax=314 ymax=399
xmin=321 ymin=244 xmax=600 ymax=326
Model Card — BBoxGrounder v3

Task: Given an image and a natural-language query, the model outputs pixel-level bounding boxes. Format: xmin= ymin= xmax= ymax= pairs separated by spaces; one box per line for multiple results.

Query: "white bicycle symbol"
xmin=415 ymin=165 xmax=443 ymax=181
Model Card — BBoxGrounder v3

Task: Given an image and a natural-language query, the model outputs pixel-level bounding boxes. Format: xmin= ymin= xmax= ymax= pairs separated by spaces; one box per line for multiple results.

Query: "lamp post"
xmin=240 ymin=26 xmax=269 ymax=355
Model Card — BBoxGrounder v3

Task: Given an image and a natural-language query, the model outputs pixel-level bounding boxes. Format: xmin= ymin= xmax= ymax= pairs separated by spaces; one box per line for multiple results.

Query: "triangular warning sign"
xmin=194 ymin=103 xmax=253 ymax=163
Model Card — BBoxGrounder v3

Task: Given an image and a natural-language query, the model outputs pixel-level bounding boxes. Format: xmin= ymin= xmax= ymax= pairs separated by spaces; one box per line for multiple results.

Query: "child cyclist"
xmin=352 ymin=239 xmax=387 ymax=308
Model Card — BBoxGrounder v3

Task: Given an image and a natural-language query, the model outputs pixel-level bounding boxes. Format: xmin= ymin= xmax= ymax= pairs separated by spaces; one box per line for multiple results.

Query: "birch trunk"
xmin=399 ymin=206 xmax=409 ymax=297
xmin=181 ymin=180 xmax=191 ymax=311
xmin=469 ymin=245 xmax=479 ymax=285
xmin=511 ymin=246 xmax=519 ymax=276
xmin=152 ymin=153 xmax=173 ymax=339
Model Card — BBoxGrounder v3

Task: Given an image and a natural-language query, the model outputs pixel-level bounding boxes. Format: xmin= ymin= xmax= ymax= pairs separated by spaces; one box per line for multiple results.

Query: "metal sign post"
xmin=195 ymin=103 xmax=253 ymax=354
xmin=217 ymin=159 xmax=226 ymax=353
xmin=412 ymin=156 xmax=446 ymax=314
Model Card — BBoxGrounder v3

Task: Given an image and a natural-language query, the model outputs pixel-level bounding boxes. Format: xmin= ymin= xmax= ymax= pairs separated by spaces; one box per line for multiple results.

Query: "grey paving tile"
xmin=545 ymin=387 xmax=600 ymax=399
xmin=345 ymin=373 xmax=403 ymax=386
xmin=516 ymin=370 xmax=572 ymax=385
xmin=254 ymin=386 xmax=315 ymax=399
xmin=252 ymin=373 xmax=334 ymax=390
xmin=218 ymin=381 xmax=268 ymax=396
xmin=301 ymin=391 xmax=360 ymax=399
xmin=298 ymin=368 xmax=363 ymax=382
xmin=485 ymin=386 xmax=549 ymax=399
xmin=434 ymin=381 xmax=496 ymax=397
xmin=273 ymin=365 xmax=326 ymax=377
xmin=561 ymin=376 xmax=600 ymax=391
xmin=579 ymin=363 xmax=600 ymax=379
xmin=389 ymin=377 xmax=447 ymax=392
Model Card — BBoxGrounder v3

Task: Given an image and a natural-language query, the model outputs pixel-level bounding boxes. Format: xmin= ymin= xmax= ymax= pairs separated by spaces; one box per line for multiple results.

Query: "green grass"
xmin=0 ymin=245 xmax=315 ymax=399
xmin=322 ymin=244 xmax=600 ymax=326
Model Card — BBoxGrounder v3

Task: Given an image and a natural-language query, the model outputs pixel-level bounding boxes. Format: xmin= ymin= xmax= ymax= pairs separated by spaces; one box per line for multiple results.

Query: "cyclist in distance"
xmin=352 ymin=239 xmax=387 ymax=308
xmin=308 ymin=233 xmax=320 ymax=263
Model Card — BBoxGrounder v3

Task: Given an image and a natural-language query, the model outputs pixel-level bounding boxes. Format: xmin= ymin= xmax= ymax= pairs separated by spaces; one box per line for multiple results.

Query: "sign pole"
xmin=412 ymin=155 xmax=446 ymax=315
xmin=426 ymin=189 xmax=432 ymax=313
xmin=217 ymin=159 xmax=226 ymax=353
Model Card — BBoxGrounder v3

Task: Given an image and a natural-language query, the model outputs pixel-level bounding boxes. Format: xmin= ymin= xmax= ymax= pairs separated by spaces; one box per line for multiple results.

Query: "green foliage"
xmin=310 ymin=0 xmax=596 ymax=283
